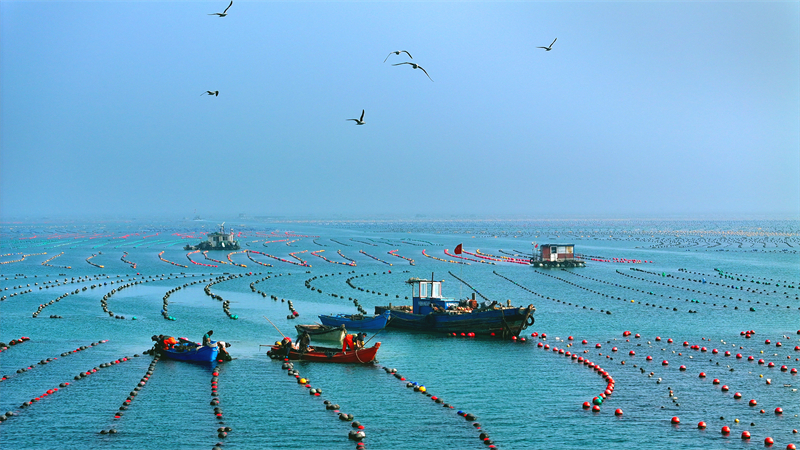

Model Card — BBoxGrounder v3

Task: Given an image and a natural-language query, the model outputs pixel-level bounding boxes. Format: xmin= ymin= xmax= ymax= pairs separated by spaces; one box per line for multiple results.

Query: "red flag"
xmin=535 ymin=244 xmax=538 ymax=248
xmin=454 ymin=243 xmax=463 ymax=255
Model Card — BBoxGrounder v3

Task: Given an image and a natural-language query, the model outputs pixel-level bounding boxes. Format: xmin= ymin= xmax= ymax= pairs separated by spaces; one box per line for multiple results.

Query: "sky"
xmin=1 ymin=1 xmax=798 ymax=220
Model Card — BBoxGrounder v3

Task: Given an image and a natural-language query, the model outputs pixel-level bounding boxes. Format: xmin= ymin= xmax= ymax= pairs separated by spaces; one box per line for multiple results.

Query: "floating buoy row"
xmin=304 ymin=271 xmax=378 ymax=314
xmin=350 ymin=238 xmax=377 ymax=247
xmin=623 ymin=268 xmax=799 ymax=310
xmin=32 ymin=283 xmax=92 ymax=317
xmin=343 ymin=271 xmax=406 ymax=302
xmin=421 ymin=249 xmax=468 ymax=265
xmin=271 ymin=358 xmax=365 ymax=447
xmin=288 ymin=251 xmax=310 ymax=265
xmin=210 ymin=367 xmax=232 ymax=445
xmin=387 ymin=249 xmax=415 ymax=265
xmin=447 ymin=271 xmax=490 ymax=301
xmin=161 ymin=277 xmax=213 ymax=320
xmin=380 ymin=366 xmax=495 ymax=448
xmin=226 ymin=250 xmax=247 ymax=268
xmin=540 ymin=269 xmax=676 ymax=312
xmin=250 ymin=250 xmax=310 ymax=267
xmin=99 ymin=273 xmax=196 ymax=319
xmin=443 ymin=248 xmax=492 ymax=264
xmin=474 ymin=249 xmax=528 ymax=264
xmin=204 ymin=273 xmax=252 ymax=319
xmin=40 ymin=252 xmax=71 ymax=269
xmin=0 ymin=252 xmax=46 ymax=265
xmin=159 ymin=251 xmax=189 ymax=268
xmin=359 ymin=250 xmax=392 ymax=265
xmin=713 ymin=268 xmax=798 ymax=290
xmin=245 ymin=250 xmax=273 ymax=267
xmin=329 ymin=239 xmax=351 ymax=247
xmin=311 ymin=250 xmax=356 ymax=267
xmin=286 ymin=300 xmax=298 ymax=320
xmin=120 ymin=252 xmax=137 ymax=269
xmin=86 ymin=253 xmax=104 ymax=268
xmin=203 ymin=251 xmax=228 ymax=265
xmin=0 ymin=336 xmax=31 ymax=357
xmin=186 ymin=250 xmax=217 ymax=267
xmin=101 ymin=355 xmax=158 ymax=434
xmin=494 ymin=271 xmax=612 ymax=314
xmin=312 ymin=238 xmax=328 ymax=247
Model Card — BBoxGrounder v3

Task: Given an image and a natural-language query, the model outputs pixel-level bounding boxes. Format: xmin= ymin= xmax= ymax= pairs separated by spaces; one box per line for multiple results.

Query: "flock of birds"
xmin=200 ymin=1 xmax=557 ymax=126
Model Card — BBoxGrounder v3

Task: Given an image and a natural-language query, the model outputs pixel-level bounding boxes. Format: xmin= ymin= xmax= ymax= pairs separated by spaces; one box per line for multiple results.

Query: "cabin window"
xmin=419 ymin=282 xmax=428 ymax=298
xmin=431 ymin=283 xmax=440 ymax=298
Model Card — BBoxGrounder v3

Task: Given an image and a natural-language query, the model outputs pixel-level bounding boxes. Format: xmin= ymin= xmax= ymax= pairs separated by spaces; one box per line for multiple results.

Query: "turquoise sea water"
xmin=1 ymin=218 xmax=798 ymax=450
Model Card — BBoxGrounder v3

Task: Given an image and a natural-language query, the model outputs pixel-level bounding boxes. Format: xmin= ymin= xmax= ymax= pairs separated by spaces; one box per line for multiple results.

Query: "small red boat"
xmin=267 ymin=342 xmax=381 ymax=363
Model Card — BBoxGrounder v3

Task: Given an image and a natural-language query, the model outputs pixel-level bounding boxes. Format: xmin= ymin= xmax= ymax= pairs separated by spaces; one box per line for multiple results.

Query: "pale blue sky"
xmin=1 ymin=1 xmax=798 ymax=219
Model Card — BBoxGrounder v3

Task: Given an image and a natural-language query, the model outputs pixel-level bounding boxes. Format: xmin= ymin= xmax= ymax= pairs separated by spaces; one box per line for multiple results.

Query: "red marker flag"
xmin=454 ymin=243 xmax=463 ymax=255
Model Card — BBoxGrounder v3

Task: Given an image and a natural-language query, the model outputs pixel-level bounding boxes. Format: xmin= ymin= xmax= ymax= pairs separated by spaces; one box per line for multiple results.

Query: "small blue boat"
xmin=161 ymin=342 xmax=219 ymax=362
xmin=318 ymin=310 xmax=391 ymax=331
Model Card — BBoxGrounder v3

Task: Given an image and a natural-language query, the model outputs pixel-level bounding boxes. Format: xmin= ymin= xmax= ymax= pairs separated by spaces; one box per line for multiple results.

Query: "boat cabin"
xmin=538 ymin=244 xmax=575 ymax=262
xmin=407 ymin=277 xmax=459 ymax=315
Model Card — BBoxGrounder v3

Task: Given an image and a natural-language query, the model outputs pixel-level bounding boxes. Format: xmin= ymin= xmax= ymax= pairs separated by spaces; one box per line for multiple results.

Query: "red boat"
xmin=267 ymin=342 xmax=381 ymax=363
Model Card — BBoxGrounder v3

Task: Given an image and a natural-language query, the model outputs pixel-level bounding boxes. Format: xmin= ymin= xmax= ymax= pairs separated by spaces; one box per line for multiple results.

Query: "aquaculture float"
xmin=318 ymin=310 xmax=391 ymax=331
xmin=266 ymin=343 xmax=381 ymax=363
xmin=294 ymin=324 xmax=347 ymax=345
xmin=375 ymin=277 xmax=535 ymax=338
xmin=184 ymin=223 xmax=240 ymax=251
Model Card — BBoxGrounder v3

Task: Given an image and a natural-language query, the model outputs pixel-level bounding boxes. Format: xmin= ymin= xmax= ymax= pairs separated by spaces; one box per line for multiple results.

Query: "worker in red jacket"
xmin=342 ymin=332 xmax=365 ymax=353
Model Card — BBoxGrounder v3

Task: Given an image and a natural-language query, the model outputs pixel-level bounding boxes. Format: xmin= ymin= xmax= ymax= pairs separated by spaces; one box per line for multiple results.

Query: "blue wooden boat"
xmin=374 ymin=277 xmax=535 ymax=338
xmin=161 ymin=342 xmax=219 ymax=362
xmin=318 ymin=310 xmax=391 ymax=331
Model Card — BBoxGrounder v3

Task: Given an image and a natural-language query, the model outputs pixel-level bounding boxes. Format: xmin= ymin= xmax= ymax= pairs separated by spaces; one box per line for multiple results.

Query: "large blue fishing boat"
xmin=318 ymin=310 xmax=391 ymax=331
xmin=375 ymin=277 xmax=535 ymax=338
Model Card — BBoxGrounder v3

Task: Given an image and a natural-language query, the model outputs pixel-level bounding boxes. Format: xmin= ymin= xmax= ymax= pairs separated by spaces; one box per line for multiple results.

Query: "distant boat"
xmin=267 ymin=342 xmax=381 ymax=363
xmin=375 ymin=277 xmax=535 ymax=338
xmin=294 ymin=324 xmax=347 ymax=346
xmin=161 ymin=343 xmax=218 ymax=363
xmin=318 ymin=310 xmax=391 ymax=331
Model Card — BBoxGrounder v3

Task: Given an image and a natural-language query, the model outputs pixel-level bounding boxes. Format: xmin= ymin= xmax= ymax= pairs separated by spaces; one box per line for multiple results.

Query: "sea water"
xmin=0 ymin=218 xmax=798 ymax=450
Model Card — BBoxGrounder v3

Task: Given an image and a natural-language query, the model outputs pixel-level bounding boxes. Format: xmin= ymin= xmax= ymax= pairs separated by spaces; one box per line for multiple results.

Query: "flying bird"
xmin=347 ymin=110 xmax=365 ymax=125
xmin=384 ymin=50 xmax=413 ymax=63
xmin=392 ymin=62 xmax=433 ymax=82
xmin=208 ymin=1 xmax=233 ymax=17
xmin=537 ymin=38 xmax=557 ymax=51
xmin=202 ymin=91 xmax=219 ymax=96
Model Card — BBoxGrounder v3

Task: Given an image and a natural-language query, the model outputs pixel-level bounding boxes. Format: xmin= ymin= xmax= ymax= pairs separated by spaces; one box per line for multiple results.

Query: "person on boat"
xmin=355 ymin=332 xmax=366 ymax=349
xmin=216 ymin=341 xmax=232 ymax=361
xmin=202 ymin=330 xmax=216 ymax=347
xmin=342 ymin=333 xmax=357 ymax=353
xmin=297 ymin=331 xmax=311 ymax=355
xmin=279 ymin=336 xmax=293 ymax=359
xmin=162 ymin=336 xmax=177 ymax=350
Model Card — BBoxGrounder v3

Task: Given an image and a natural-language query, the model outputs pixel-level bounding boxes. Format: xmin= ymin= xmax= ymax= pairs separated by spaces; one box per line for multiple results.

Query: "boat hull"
xmin=161 ymin=345 xmax=218 ymax=362
xmin=294 ymin=324 xmax=346 ymax=345
xmin=318 ymin=311 xmax=390 ymax=331
xmin=374 ymin=306 xmax=534 ymax=338
xmin=268 ymin=342 xmax=381 ymax=363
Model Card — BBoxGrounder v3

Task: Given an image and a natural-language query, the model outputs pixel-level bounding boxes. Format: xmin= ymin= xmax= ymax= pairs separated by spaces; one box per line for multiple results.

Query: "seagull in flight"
xmin=347 ymin=110 xmax=365 ymax=125
xmin=202 ymin=91 xmax=219 ymax=96
xmin=537 ymin=38 xmax=557 ymax=51
xmin=392 ymin=62 xmax=433 ymax=82
xmin=208 ymin=1 xmax=233 ymax=17
xmin=384 ymin=50 xmax=413 ymax=63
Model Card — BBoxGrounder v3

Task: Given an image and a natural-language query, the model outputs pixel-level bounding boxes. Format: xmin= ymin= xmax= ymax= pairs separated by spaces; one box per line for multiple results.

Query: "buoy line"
xmin=245 ymin=250 xmax=273 ymax=267
xmin=350 ymin=238 xmax=377 ymax=247
xmin=307 ymin=270 xmax=372 ymax=315
xmin=204 ymin=273 xmax=256 ymax=320
xmin=159 ymin=251 xmax=189 ymax=268
xmin=160 ymin=276 xmax=216 ymax=320
xmin=330 ymin=239 xmax=352 ymax=247
xmin=311 ymin=250 xmax=356 ymax=267
xmin=100 ymin=354 xmax=159 ymax=434
xmin=536 ymin=269 xmax=676 ymax=312
xmin=99 ymin=273 xmax=199 ymax=319
xmin=443 ymin=248 xmax=492 ymax=264
xmin=0 ymin=252 xmax=47 ymax=265
xmin=209 ymin=367 xmax=233 ymax=445
xmin=40 ymin=252 xmax=71 ymax=269
xmin=264 ymin=356 xmax=367 ymax=446
xmin=359 ymin=250 xmax=392 ymax=265
xmin=203 ymin=251 xmax=228 ymax=265
xmin=186 ymin=250 xmax=217 ymax=267
xmin=226 ymin=250 xmax=247 ymax=268
xmin=344 ymin=271 xmax=409 ymax=303
xmin=378 ymin=365 xmax=497 ymax=448
xmin=711 ymin=268 xmax=798 ymax=289
xmin=494 ymin=271 xmax=612 ymax=314
xmin=387 ymin=249 xmax=415 ymax=265
xmin=421 ymin=249 xmax=468 ymax=265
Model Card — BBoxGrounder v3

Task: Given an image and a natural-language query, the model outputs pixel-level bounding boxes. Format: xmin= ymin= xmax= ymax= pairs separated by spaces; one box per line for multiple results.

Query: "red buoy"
xmin=662 ymin=360 xmax=669 ymax=365
xmin=721 ymin=385 xmax=729 ymax=392
xmin=749 ymin=399 xmax=758 ymax=407
xmin=775 ymin=407 xmax=783 ymax=414
xmin=722 ymin=426 xmax=731 ymax=435
xmin=614 ymin=408 xmax=623 ymax=416
xmin=592 ymin=405 xmax=600 ymax=412
xmin=671 ymin=416 xmax=680 ymax=424
xmin=742 ymin=431 xmax=751 ymax=440
xmin=582 ymin=401 xmax=590 ymax=409
xmin=734 ymin=392 xmax=742 ymax=399
xmin=698 ymin=421 xmax=707 ymax=429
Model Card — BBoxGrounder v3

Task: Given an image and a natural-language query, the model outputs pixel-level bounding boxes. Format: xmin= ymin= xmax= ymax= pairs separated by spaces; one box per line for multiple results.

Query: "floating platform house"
xmin=529 ymin=243 xmax=585 ymax=268
xmin=184 ymin=223 xmax=240 ymax=251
